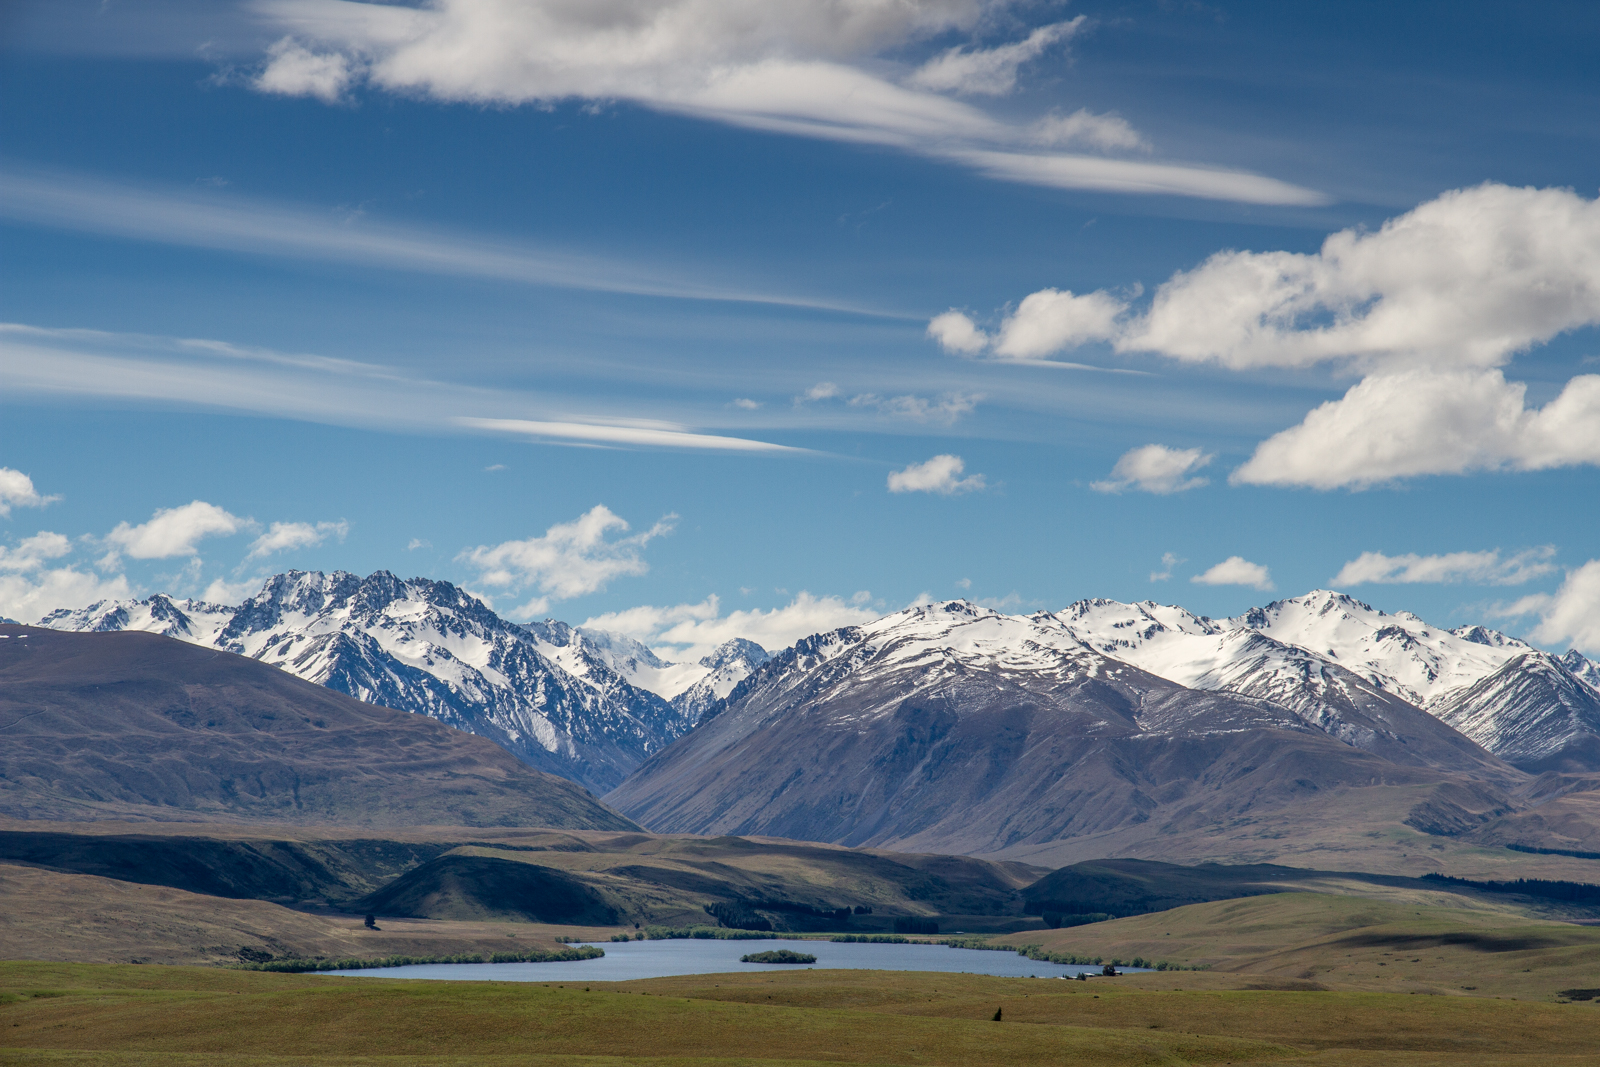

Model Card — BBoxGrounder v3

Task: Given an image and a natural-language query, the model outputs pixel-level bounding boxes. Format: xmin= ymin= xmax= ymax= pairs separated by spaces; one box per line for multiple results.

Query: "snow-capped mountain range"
xmin=39 ymin=571 xmax=769 ymax=793
xmin=607 ymin=598 xmax=1520 ymax=854
xmin=41 ymin=577 xmax=1600 ymax=795
xmin=679 ymin=592 xmax=1591 ymax=777
xmin=1052 ymin=591 xmax=1600 ymax=772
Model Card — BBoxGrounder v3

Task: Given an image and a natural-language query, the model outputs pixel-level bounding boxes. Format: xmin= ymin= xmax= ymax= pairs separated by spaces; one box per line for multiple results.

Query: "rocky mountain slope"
xmin=39 ymin=572 xmax=766 ymax=793
xmin=0 ymin=624 xmax=638 ymax=829
xmin=605 ymin=601 xmax=1521 ymax=859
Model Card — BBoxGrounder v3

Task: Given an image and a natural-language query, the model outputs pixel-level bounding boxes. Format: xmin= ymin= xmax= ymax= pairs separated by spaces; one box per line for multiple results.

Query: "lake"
xmin=325 ymin=938 xmax=1130 ymax=982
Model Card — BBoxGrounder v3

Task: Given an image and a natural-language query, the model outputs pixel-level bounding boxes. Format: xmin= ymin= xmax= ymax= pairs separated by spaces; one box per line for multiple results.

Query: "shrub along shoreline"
xmin=235 ymin=945 xmax=605 ymax=974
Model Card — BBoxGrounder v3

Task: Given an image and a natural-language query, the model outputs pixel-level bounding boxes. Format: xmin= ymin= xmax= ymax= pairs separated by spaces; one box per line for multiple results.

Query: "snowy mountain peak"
xmin=40 ymin=593 xmax=233 ymax=643
xmin=562 ymin=625 xmax=670 ymax=672
xmin=665 ymin=638 xmax=774 ymax=725
xmin=1563 ymin=649 xmax=1600 ymax=695
xmin=1451 ymin=624 xmax=1525 ymax=648
xmin=1215 ymin=590 xmax=1531 ymax=707
xmin=700 ymin=637 xmax=770 ymax=673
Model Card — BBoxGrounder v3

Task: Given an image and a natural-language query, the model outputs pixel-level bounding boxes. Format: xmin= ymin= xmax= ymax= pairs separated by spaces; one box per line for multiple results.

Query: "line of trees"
xmin=1422 ymin=871 xmax=1600 ymax=904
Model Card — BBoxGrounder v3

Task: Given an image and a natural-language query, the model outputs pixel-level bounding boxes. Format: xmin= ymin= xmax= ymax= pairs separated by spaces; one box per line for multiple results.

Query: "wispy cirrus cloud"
xmin=0 ymin=166 xmax=886 ymax=315
xmin=457 ymin=418 xmax=804 ymax=454
xmin=241 ymin=0 xmax=1323 ymax=206
xmin=0 ymin=322 xmax=804 ymax=455
xmin=847 ymin=391 xmax=981 ymax=424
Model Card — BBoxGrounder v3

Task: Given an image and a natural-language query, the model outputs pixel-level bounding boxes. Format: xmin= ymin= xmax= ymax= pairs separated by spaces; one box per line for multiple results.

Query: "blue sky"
xmin=4 ymin=0 xmax=1600 ymax=657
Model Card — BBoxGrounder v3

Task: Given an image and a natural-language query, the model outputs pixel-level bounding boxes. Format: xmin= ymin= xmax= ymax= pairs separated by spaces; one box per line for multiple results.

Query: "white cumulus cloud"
xmin=254 ymin=37 xmax=357 ymax=103
xmin=1333 ymin=547 xmax=1558 ymax=587
xmin=104 ymin=501 xmax=248 ymax=560
xmin=460 ymin=505 xmax=675 ymax=618
xmin=926 ymin=310 xmax=988 ymax=354
xmin=0 ymin=531 xmax=73 ymax=573
xmin=1126 ymin=183 xmax=1600 ymax=373
xmin=246 ymin=519 xmax=350 ymax=559
xmin=887 ymin=454 xmax=986 ymax=494
xmin=946 ymin=183 xmax=1600 ymax=369
xmin=1232 ymin=369 xmax=1600 ymax=488
xmin=1092 ymin=445 xmax=1212 ymax=494
xmin=927 ymin=290 xmax=1128 ymax=360
xmin=1192 ymin=556 xmax=1274 ymax=591
xmin=584 ymin=590 xmax=880 ymax=662
xmin=0 ymin=528 xmax=132 ymax=623
xmin=1500 ymin=560 xmax=1600 ymax=655
xmin=994 ymin=288 xmax=1128 ymax=359
xmin=0 ymin=568 xmax=133 ymax=624
xmin=935 ymin=183 xmax=1600 ymax=488
xmin=0 ymin=468 xmax=58 ymax=517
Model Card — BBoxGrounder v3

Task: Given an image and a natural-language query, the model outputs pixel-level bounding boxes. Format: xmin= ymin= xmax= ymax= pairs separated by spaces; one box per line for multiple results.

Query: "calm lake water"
xmin=325 ymin=938 xmax=1128 ymax=982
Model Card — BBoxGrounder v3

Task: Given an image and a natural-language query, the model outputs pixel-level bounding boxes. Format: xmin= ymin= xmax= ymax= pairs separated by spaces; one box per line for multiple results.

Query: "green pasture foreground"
xmin=3 ymin=962 xmax=1600 ymax=1067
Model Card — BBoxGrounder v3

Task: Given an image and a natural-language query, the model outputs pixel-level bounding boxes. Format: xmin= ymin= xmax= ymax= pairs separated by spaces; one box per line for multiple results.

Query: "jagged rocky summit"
xmin=39 ymin=571 xmax=769 ymax=794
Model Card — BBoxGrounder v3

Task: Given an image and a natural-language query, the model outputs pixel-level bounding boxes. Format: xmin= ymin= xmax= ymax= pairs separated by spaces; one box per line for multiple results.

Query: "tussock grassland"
xmin=5 ymin=959 xmax=1600 ymax=1067
xmin=0 ymin=863 xmax=603 ymax=967
xmin=991 ymin=891 xmax=1600 ymax=999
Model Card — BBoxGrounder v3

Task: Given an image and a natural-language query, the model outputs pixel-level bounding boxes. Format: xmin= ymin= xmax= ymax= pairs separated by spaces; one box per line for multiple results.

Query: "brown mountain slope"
xmin=606 ymin=615 xmax=1525 ymax=863
xmin=0 ymin=625 xmax=636 ymax=830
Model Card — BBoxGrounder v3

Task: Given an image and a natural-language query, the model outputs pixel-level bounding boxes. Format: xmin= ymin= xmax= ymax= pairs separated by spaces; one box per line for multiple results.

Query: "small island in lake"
xmin=740 ymin=949 xmax=817 ymax=964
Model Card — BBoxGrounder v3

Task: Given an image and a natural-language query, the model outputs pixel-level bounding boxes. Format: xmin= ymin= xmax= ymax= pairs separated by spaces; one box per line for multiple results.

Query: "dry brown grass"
xmin=989 ymin=891 xmax=1600 ymax=999
xmin=0 ymin=863 xmax=605 ymax=966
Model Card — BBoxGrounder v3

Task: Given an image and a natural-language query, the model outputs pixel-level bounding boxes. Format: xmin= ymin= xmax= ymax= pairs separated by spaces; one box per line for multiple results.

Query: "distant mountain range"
xmin=40 ymin=578 xmax=1600 ymax=862
xmin=40 ymin=571 xmax=769 ymax=793
xmin=607 ymin=594 xmax=1600 ymax=863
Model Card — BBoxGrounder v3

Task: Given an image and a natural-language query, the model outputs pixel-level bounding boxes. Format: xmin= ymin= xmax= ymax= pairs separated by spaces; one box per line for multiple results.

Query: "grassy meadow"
xmin=3 ymin=954 xmax=1600 ymax=1067
xmin=991 ymin=891 xmax=1600 ymax=999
